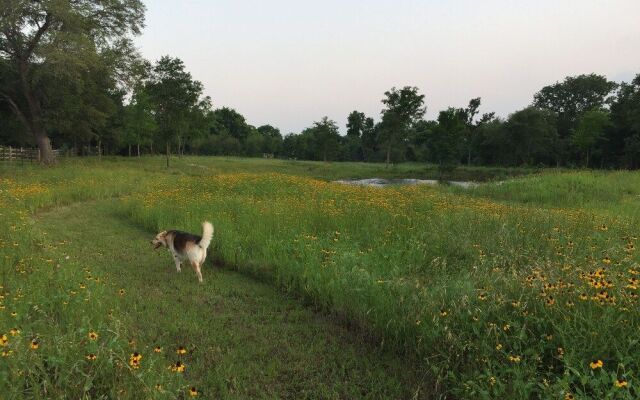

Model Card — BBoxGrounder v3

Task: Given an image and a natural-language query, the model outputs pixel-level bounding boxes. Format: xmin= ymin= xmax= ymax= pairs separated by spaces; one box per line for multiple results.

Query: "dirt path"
xmin=37 ymin=200 xmax=428 ymax=399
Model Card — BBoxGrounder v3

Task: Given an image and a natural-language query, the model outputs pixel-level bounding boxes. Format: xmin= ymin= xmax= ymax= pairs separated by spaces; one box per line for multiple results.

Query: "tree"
xmin=533 ymin=74 xmax=617 ymax=165
xmin=458 ymin=97 xmax=495 ymax=165
xmin=0 ymin=0 xmax=145 ymax=163
xmin=244 ymin=130 xmax=266 ymax=157
xmin=344 ymin=111 xmax=369 ymax=161
xmin=123 ymin=88 xmax=157 ymax=156
xmin=379 ymin=86 xmax=426 ymax=166
xmin=310 ymin=117 xmax=340 ymax=161
xmin=624 ymin=134 xmax=640 ymax=169
xmin=571 ymin=110 xmax=610 ymax=167
xmin=212 ymin=107 xmax=252 ymax=142
xmin=607 ymin=74 xmax=640 ymax=168
xmin=426 ymin=108 xmax=467 ymax=177
xmin=146 ymin=56 xmax=206 ymax=167
xmin=360 ymin=117 xmax=376 ymax=161
xmin=460 ymin=98 xmax=480 ymax=165
xmin=257 ymin=124 xmax=283 ymax=155
xmin=346 ymin=111 xmax=366 ymax=137
xmin=282 ymin=131 xmax=315 ymax=160
xmin=506 ymin=107 xmax=558 ymax=166
xmin=475 ymin=117 xmax=510 ymax=165
xmin=410 ymin=120 xmax=437 ymax=162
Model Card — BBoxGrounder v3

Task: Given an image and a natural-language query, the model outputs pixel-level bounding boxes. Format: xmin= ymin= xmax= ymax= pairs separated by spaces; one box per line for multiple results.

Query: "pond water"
xmin=333 ymin=178 xmax=478 ymax=188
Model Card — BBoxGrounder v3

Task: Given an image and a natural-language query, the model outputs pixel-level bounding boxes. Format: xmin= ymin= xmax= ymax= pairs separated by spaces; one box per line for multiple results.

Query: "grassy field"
xmin=1 ymin=156 xmax=638 ymax=399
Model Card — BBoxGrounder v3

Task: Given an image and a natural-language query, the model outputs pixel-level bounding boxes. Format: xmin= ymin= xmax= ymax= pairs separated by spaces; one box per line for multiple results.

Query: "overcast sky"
xmin=135 ymin=0 xmax=640 ymax=134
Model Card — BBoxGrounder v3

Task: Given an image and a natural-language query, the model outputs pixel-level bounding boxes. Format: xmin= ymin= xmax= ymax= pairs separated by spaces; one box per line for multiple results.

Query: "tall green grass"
xmin=123 ymin=169 xmax=639 ymax=399
xmin=1 ymin=158 xmax=638 ymax=398
xmin=458 ymin=170 xmax=640 ymax=216
xmin=0 ymin=162 xmax=190 ymax=398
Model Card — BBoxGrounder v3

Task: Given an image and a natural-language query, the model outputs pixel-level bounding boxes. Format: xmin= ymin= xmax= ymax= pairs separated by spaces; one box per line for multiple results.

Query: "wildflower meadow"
xmin=1 ymin=157 xmax=639 ymax=399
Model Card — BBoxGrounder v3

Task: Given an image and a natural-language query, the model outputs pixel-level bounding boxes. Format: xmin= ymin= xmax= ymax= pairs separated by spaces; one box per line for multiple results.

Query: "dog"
xmin=151 ymin=221 xmax=214 ymax=283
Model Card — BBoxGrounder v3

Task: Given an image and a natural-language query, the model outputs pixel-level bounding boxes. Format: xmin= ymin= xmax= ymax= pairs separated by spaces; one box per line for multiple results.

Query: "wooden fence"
xmin=0 ymin=146 xmax=66 ymax=163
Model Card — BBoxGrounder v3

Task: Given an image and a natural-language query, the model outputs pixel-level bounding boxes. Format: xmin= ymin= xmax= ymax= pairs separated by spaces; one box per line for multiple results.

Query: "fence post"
xmin=8 ymin=146 xmax=12 ymax=163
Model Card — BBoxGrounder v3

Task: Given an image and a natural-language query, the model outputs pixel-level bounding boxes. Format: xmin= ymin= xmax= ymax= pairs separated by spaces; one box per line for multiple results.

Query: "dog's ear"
xmin=157 ymin=230 xmax=167 ymax=238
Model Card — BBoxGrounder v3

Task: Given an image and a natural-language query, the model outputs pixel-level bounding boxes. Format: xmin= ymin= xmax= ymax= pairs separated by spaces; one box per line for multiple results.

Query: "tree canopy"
xmin=378 ymin=86 xmax=426 ymax=165
xmin=0 ymin=0 xmax=145 ymax=163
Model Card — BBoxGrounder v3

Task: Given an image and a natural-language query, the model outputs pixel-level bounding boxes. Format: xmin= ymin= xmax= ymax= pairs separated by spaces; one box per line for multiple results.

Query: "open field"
xmin=1 ymin=157 xmax=639 ymax=399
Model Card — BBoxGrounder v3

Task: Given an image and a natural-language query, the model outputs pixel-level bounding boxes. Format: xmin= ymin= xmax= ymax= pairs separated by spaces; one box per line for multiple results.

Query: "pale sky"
xmin=135 ymin=0 xmax=640 ymax=134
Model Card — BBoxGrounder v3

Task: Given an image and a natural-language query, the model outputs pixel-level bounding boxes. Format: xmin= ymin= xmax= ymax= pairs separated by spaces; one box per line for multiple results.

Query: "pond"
xmin=333 ymin=178 xmax=478 ymax=188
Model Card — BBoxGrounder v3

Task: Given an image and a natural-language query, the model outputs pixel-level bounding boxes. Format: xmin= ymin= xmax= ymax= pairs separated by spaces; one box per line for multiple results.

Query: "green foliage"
xmin=624 ymin=134 xmax=640 ymax=169
xmin=123 ymin=89 xmax=157 ymax=154
xmin=378 ymin=86 xmax=426 ymax=164
xmin=210 ymin=107 xmax=252 ymax=142
xmin=360 ymin=117 xmax=377 ymax=161
xmin=256 ymin=124 xmax=283 ymax=155
xmin=426 ymin=108 xmax=467 ymax=175
xmin=571 ymin=110 xmax=610 ymax=167
xmin=346 ymin=110 xmax=366 ymax=137
xmin=310 ymin=116 xmax=340 ymax=161
xmin=534 ymin=74 xmax=617 ymax=138
xmin=506 ymin=107 xmax=558 ymax=166
xmin=0 ymin=0 xmax=145 ymax=162
xmin=146 ymin=57 xmax=205 ymax=143
xmin=145 ymin=56 xmax=209 ymax=164
xmin=608 ymin=75 xmax=640 ymax=168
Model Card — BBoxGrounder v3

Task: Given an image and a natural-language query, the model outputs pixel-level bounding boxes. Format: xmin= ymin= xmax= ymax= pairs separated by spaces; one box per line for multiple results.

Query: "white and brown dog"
xmin=151 ymin=222 xmax=214 ymax=283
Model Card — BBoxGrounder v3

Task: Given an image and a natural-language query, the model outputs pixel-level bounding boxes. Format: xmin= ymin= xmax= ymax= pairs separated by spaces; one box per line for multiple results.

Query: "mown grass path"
xmin=36 ymin=200 xmax=428 ymax=399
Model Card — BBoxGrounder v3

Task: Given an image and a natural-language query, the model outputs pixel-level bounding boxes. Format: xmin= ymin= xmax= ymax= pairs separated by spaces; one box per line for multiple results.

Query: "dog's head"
xmin=151 ymin=231 xmax=168 ymax=250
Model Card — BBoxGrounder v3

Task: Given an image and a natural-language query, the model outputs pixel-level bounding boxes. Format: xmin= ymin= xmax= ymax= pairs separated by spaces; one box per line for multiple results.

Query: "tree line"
xmin=283 ymin=75 xmax=640 ymax=170
xmin=1 ymin=1 xmax=639 ymax=169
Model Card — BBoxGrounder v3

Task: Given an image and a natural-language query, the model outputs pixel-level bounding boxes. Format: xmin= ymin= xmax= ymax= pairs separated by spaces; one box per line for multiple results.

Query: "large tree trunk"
xmin=18 ymin=60 xmax=56 ymax=164
xmin=35 ymin=133 xmax=55 ymax=164
xmin=128 ymin=144 xmax=132 ymax=157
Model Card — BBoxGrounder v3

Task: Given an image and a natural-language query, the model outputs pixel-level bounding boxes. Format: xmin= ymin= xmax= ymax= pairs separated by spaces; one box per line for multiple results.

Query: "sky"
xmin=135 ymin=0 xmax=640 ymax=134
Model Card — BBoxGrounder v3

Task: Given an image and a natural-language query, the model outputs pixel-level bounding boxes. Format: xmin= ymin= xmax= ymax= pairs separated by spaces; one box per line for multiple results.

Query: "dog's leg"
xmin=174 ymin=255 xmax=182 ymax=272
xmin=191 ymin=260 xmax=203 ymax=283
xmin=200 ymin=250 xmax=207 ymax=266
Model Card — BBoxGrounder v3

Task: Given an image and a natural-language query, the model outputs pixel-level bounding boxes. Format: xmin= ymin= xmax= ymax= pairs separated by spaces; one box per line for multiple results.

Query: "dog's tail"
xmin=199 ymin=221 xmax=214 ymax=249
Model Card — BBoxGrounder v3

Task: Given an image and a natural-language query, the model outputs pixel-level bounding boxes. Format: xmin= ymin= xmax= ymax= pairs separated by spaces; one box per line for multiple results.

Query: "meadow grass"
xmin=0 ymin=162 xmax=183 ymax=398
xmin=1 ymin=157 xmax=639 ymax=399
xmin=456 ymin=170 xmax=640 ymax=217
xmin=0 ymin=158 xmax=430 ymax=399
xmin=123 ymin=155 xmax=537 ymax=181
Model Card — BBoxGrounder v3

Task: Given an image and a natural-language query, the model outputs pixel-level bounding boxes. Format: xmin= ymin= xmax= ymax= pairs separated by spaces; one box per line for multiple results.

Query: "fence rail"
xmin=0 ymin=146 xmax=66 ymax=162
